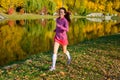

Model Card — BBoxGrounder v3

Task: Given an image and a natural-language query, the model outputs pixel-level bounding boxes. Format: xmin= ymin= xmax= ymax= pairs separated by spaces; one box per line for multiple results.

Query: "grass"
xmin=1 ymin=12 xmax=120 ymax=21
xmin=0 ymin=13 xmax=57 ymax=20
xmin=0 ymin=34 xmax=120 ymax=80
xmin=112 ymin=16 xmax=120 ymax=21
xmin=0 ymin=13 xmax=93 ymax=20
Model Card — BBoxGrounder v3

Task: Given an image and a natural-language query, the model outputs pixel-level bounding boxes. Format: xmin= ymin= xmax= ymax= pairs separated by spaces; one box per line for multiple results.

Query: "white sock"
xmin=52 ymin=54 xmax=57 ymax=68
xmin=65 ymin=51 xmax=71 ymax=60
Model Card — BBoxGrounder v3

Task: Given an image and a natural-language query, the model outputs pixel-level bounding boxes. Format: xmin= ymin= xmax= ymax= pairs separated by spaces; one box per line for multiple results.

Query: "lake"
xmin=0 ymin=18 xmax=120 ymax=66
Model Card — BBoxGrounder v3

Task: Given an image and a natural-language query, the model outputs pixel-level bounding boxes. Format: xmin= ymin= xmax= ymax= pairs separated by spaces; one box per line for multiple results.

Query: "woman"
xmin=50 ymin=7 xmax=71 ymax=71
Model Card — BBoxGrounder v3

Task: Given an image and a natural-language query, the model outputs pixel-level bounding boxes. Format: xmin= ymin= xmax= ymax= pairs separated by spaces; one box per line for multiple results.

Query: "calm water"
xmin=0 ymin=18 xmax=120 ymax=66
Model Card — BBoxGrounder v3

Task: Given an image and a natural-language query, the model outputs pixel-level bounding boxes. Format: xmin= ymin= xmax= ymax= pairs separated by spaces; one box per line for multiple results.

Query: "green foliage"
xmin=24 ymin=0 xmax=56 ymax=14
xmin=24 ymin=0 xmax=42 ymax=13
xmin=47 ymin=0 xmax=56 ymax=15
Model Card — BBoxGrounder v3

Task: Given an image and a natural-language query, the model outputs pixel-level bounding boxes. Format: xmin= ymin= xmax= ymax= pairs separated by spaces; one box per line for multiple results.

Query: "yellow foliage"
xmin=0 ymin=21 xmax=26 ymax=65
xmin=99 ymin=5 xmax=105 ymax=11
xmin=111 ymin=26 xmax=118 ymax=34
xmin=53 ymin=0 xmax=62 ymax=9
xmin=1 ymin=0 xmax=24 ymax=11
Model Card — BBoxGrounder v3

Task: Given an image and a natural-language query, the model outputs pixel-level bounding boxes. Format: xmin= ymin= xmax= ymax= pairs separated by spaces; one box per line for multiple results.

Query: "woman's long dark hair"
xmin=59 ymin=7 xmax=71 ymax=23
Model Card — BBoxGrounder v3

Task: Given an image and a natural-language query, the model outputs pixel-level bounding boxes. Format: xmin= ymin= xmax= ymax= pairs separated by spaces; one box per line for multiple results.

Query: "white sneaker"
xmin=49 ymin=67 xmax=55 ymax=71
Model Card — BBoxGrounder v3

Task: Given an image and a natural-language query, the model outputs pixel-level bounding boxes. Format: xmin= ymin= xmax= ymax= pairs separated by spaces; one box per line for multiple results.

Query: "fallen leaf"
xmin=40 ymin=73 xmax=46 ymax=77
xmin=60 ymin=71 xmax=65 ymax=76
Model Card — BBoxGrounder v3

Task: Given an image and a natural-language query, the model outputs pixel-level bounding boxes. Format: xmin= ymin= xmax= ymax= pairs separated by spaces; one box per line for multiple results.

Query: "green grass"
xmin=0 ymin=34 xmax=120 ymax=80
xmin=0 ymin=13 xmax=91 ymax=20
xmin=112 ymin=16 xmax=120 ymax=21
xmin=0 ymin=13 xmax=57 ymax=20
xmin=1 ymin=13 xmax=120 ymax=20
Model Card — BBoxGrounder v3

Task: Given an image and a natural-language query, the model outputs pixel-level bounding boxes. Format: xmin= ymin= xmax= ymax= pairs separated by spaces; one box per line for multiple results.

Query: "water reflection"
xmin=0 ymin=18 xmax=120 ymax=66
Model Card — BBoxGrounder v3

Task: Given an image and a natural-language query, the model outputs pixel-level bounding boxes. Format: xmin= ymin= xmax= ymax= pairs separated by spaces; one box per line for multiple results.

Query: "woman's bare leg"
xmin=54 ymin=42 xmax=60 ymax=54
xmin=62 ymin=45 xmax=67 ymax=53
xmin=50 ymin=42 xmax=60 ymax=71
xmin=62 ymin=45 xmax=71 ymax=64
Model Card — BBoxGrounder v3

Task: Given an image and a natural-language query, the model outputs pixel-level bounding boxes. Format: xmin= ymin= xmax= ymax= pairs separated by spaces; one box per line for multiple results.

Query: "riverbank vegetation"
xmin=0 ymin=0 xmax=120 ymax=16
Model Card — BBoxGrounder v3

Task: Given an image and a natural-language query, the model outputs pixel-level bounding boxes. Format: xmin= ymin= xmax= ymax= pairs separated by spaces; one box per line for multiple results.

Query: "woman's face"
xmin=59 ymin=9 xmax=65 ymax=18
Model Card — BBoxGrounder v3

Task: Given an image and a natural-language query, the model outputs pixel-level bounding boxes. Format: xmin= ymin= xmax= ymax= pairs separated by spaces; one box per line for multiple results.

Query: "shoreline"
xmin=1 ymin=13 xmax=119 ymax=20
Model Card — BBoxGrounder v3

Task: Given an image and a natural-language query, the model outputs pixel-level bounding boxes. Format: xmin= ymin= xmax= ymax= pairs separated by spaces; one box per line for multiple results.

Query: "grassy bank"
xmin=0 ymin=13 xmax=57 ymax=20
xmin=0 ymin=34 xmax=120 ymax=80
xmin=112 ymin=16 xmax=120 ymax=21
xmin=0 ymin=13 xmax=85 ymax=20
xmin=1 ymin=13 xmax=120 ymax=20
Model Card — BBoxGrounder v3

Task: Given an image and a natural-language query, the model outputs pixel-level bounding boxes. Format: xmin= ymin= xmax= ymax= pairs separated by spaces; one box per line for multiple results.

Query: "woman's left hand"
xmin=57 ymin=23 xmax=61 ymax=27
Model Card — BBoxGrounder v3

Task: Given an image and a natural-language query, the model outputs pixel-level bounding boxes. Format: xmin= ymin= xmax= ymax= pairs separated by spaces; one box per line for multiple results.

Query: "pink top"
xmin=54 ymin=17 xmax=69 ymax=45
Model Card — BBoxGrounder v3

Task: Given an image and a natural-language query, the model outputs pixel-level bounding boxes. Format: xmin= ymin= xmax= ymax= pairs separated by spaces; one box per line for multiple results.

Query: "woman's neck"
xmin=60 ymin=16 xmax=64 ymax=19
